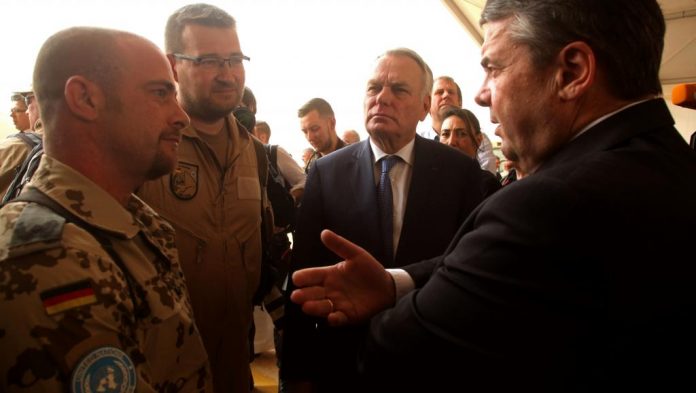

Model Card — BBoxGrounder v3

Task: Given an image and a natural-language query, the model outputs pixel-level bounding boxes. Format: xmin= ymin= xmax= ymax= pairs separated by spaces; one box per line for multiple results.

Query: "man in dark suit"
xmin=289 ymin=1 xmax=696 ymax=392
xmin=280 ymin=48 xmax=499 ymax=392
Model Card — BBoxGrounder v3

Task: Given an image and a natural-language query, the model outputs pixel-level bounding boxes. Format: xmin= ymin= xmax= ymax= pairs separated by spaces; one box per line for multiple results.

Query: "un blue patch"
xmin=71 ymin=347 xmax=136 ymax=393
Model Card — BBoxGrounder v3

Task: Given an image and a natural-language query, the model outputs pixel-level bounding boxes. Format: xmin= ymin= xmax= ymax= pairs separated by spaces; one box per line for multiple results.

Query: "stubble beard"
xmin=146 ymin=149 xmax=178 ymax=181
xmin=180 ymin=89 xmax=237 ymax=123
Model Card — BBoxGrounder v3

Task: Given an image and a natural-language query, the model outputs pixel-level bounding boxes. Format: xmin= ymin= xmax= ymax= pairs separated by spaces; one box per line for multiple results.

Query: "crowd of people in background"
xmin=2 ymin=1 xmax=696 ymax=393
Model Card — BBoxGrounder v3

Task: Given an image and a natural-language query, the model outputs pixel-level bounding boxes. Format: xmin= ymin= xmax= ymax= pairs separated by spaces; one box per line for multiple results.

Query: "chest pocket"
xmin=238 ymin=176 xmax=260 ymax=200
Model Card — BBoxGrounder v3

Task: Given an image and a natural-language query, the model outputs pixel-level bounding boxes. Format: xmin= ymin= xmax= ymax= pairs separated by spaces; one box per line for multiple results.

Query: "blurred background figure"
xmin=9 ymin=91 xmax=31 ymax=132
xmin=298 ymin=97 xmax=345 ymax=173
xmin=242 ymin=86 xmax=257 ymax=115
xmin=254 ymin=120 xmax=271 ymax=144
xmin=424 ymin=75 xmax=461 ymax=140
xmin=1 ymin=90 xmax=42 ymax=197
xmin=439 ymin=107 xmax=482 ymax=159
xmin=301 ymin=147 xmax=314 ymax=167
xmin=341 ymin=129 xmax=360 ymax=144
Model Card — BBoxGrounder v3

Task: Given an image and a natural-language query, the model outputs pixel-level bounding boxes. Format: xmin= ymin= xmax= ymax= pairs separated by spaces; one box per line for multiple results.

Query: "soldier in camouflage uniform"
xmin=0 ymin=27 xmax=212 ymax=392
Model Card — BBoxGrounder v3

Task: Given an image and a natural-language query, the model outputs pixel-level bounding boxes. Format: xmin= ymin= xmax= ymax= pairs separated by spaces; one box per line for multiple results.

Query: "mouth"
xmin=369 ymin=113 xmax=395 ymax=122
xmin=161 ymin=132 xmax=182 ymax=146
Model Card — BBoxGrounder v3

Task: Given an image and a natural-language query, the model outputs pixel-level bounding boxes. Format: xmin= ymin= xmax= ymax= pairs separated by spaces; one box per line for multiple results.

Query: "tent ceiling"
xmin=442 ymin=0 xmax=696 ymax=84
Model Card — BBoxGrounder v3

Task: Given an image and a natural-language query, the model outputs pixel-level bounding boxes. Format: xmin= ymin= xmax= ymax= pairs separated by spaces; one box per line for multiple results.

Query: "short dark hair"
xmin=33 ymin=27 xmax=127 ymax=125
xmin=254 ymin=120 xmax=271 ymax=138
xmin=165 ymin=3 xmax=236 ymax=54
xmin=298 ymin=97 xmax=334 ymax=118
xmin=480 ymin=0 xmax=665 ymax=99
xmin=242 ymin=87 xmax=256 ymax=111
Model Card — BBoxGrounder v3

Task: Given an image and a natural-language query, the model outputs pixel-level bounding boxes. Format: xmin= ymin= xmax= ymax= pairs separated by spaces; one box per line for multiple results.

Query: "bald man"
xmin=0 ymin=27 xmax=211 ymax=392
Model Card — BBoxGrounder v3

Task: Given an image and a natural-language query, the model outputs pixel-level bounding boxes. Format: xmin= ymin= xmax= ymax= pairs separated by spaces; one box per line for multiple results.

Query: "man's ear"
xmin=64 ymin=76 xmax=104 ymax=121
xmin=420 ymin=94 xmax=431 ymax=121
xmin=167 ymin=54 xmax=179 ymax=82
xmin=554 ymin=41 xmax=596 ymax=101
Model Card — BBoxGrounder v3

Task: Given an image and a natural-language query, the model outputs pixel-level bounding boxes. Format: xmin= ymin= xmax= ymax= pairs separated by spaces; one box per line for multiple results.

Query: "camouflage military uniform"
xmin=0 ymin=155 xmax=212 ymax=392
xmin=137 ymin=115 xmax=264 ymax=393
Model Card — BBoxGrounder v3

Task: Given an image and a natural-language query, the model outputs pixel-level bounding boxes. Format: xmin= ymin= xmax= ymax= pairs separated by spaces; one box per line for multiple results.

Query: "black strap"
xmin=14 ymin=132 xmax=42 ymax=149
xmin=2 ymin=141 xmax=43 ymax=204
xmin=270 ymin=145 xmax=278 ymax=171
xmin=12 ymin=187 xmax=149 ymax=318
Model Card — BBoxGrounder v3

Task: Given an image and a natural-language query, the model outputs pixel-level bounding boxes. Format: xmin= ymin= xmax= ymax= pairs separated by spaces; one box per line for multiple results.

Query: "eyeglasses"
xmin=173 ymin=53 xmax=250 ymax=69
xmin=10 ymin=108 xmax=26 ymax=114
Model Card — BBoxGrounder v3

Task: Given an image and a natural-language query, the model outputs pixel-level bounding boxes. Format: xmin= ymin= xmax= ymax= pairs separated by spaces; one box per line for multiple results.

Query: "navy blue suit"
xmin=281 ymin=135 xmax=499 ymax=390
xmin=360 ymin=99 xmax=696 ymax=392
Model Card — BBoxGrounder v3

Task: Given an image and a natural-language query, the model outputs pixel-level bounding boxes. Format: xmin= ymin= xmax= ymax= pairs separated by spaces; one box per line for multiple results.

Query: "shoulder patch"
xmin=41 ymin=279 xmax=97 ymax=316
xmin=71 ymin=346 xmax=136 ymax=393
xmin=170 ymin=162 xmax=198 ymax=200
xmin=8 ymin=203 xmax=65 ymax=252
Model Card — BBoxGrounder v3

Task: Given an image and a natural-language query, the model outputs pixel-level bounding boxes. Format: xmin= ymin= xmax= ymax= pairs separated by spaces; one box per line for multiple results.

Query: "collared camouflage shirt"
xmin=0 ymin=155 xmax=212 ymax=392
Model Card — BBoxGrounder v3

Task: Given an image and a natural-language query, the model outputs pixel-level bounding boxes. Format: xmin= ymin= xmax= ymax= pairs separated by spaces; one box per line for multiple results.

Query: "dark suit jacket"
xmin=281 ymin=135 xmax=500 ymax=389
xmin=361 ymin=99 xmax=696 ymax=392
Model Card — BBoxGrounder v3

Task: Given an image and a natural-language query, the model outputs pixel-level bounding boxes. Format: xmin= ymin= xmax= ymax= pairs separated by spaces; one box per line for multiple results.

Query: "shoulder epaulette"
xmin=6 ymin=202 xmax=65 ymax=258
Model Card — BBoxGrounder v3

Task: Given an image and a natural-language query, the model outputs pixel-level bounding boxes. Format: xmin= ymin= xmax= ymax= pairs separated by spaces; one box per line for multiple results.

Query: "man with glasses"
xmin=9 ymin=91 xmax=31 ymax=132
xmin=137 ymin=4 xmax=265 ymax=393
xmin=0 ymin=90 xmax=41 ymax=196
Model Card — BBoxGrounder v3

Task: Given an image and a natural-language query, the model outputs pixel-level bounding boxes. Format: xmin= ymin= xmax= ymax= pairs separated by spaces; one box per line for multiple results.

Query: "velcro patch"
xmin=40 ymin=280 xmax=97 ymax=316
xmin=71 ymin=346 xmax=136 ymax=393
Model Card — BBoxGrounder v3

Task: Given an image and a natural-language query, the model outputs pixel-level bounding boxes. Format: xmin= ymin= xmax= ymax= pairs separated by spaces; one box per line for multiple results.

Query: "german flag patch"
xmin=40 ymin=280 xmax=98 ymax=316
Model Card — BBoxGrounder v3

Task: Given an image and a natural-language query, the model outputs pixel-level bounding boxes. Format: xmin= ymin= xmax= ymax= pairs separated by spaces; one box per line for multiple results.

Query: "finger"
xmin=327 ymin=311 xmax=349 ymax=327
xmin=289 ymin=286 xmax=325 ymax=304
xmin=300 ymin=299 xmax=333 ymax=318
xmin=320 ymin=229 xmax=368 ymax=261
xmin=292 ymin=266 xmax=331 ymax=287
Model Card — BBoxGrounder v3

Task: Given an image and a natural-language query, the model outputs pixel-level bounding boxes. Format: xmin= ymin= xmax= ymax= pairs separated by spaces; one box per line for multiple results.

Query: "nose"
xmin=446 ymin=133 xmax=460 ymax=147
xmin=215 ymin=62 xmax=241 ymax=82
xmin=376 ymin=86 xmax=393 ymax=105
xmin=171 ymin=101 xmax=189 ymax=131
xmin=475 ymin=82 xmax=490 ymax=107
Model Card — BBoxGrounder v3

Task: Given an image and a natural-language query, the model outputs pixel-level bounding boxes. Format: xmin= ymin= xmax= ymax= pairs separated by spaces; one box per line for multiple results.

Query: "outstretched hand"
xmin=290 ymin=229 xmax=395 ymax=326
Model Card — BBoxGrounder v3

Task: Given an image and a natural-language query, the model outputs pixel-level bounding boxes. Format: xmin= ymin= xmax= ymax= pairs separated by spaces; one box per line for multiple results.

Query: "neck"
xmin=191 ymin=117 xmax=227 ymax=135
xmin=320 ymin=135 xmax=338 ymax=155
xmin=370 ymin=133 xmax=414 ymax=154
xmin=53 ymin=152 xmax=138 ymax=207
xmin=431 ymin=119 xmax=442 ymax=134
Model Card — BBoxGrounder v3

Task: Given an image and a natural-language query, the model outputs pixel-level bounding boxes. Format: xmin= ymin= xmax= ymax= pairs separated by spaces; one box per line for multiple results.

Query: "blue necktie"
xmin=378 ymin=155 xmax=399 ymax=263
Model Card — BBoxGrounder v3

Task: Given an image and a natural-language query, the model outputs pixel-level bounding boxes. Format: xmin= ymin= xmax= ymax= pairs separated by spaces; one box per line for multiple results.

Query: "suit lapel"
xmin=352 ymin=141 xmax=383 ymax=257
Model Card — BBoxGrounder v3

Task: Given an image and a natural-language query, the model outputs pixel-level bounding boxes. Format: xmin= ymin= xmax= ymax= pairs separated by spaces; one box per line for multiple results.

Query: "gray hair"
xmin=378 ymin=48 xmax=433 ymax=99
xmin=480 ymin=0 xmax=664 ymax=99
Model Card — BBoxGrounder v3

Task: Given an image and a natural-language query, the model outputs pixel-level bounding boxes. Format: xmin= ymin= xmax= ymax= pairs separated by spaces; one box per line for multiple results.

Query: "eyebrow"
xmin=147 ymin=80 xmax=176 ymax=90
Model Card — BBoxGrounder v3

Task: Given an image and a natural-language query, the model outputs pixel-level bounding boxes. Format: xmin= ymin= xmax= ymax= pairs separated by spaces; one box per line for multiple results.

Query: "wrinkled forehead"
xmin=370 ymin=54 xmax=423 ymax=87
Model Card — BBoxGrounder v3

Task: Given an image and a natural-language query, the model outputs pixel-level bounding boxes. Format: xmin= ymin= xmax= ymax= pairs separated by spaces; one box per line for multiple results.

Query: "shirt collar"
xmin=369 ymin=137 xmax=416 ymax=167
xmin=572 ymin=97 xmax=658 ymax=141
xmin=32 ymin=155 xmax=141 ymax=238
